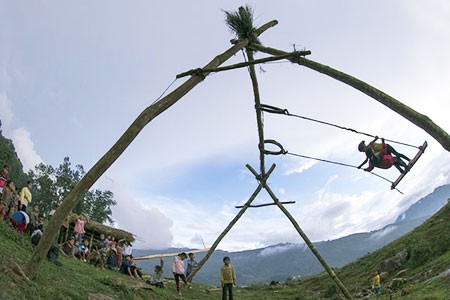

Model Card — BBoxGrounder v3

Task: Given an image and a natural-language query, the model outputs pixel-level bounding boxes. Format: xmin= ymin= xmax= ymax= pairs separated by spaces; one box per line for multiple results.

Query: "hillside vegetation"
xmin=2 ymin=201 xmax=450 ymax=299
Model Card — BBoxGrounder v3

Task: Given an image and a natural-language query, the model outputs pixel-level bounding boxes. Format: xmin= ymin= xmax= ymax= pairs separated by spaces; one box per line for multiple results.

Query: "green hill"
xmin=0 ymin=123 xmax=28 ymax=188
xmin=290 ymin=201 xmax=450 ymax=299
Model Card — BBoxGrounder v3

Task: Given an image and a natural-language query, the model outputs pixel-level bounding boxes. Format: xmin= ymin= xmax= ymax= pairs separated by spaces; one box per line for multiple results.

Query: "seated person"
xmin=89 ymin=247 xmax=103 ymax=267
xmin=106 ymin=247 xmax=118 ymax=270
xmin=147 ymin=258 xmax=165 ymax=288
xmin=30 ymin=230 xmax=62 ymax=266
xmin=10 ymin=210 xmax=29 ymax=233
xmin=130 ymin=258 xmax=143 ymax=279
xmin=119 ymin=255 xmax=133 ymax=277
xmin=62 ymin=237 xmax=76 ymax=257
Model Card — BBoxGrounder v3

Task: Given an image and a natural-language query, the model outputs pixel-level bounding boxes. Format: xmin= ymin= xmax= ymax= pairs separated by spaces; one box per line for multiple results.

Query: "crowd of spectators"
xmin=0 ymin=164 xmax=146 ymax=282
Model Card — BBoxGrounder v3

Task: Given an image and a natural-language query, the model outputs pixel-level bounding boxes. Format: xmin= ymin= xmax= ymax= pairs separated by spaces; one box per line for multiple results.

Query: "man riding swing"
xmin=357 ymin=136 xmax=410 ymax=174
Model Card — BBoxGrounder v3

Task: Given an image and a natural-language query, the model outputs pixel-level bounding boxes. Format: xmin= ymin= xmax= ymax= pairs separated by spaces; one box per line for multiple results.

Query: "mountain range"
xmin=135 ymin=184 xmax=450 ymax=286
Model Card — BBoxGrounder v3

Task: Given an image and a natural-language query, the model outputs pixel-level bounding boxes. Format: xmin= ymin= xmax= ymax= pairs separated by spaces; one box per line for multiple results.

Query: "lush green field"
xmin=2 ymin=203 xmax=450 ymax=299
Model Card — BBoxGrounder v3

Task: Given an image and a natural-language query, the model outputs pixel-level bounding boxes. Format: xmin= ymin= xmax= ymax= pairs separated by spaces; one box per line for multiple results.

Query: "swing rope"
xmin=260 ymin=139 xmax=403 ymax=194
xmin=286 ymin=152 xmax=404 ymax=194
xmin=260 ymin=104 xmax=421 ymax=149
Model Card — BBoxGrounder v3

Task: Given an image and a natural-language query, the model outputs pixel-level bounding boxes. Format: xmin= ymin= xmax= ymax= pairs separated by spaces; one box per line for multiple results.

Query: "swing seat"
xmin=391 ymin=141 xmax=428 ymax=190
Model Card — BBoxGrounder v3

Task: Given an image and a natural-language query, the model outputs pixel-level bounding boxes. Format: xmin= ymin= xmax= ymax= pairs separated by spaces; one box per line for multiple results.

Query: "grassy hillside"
xmin=293 ymin=201 xmax=450 ymax=299
xmin=1 ymin=202 xmax=450 ymax=299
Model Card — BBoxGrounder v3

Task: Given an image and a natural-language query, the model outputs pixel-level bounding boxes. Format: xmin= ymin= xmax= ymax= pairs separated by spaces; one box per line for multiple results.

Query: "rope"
xmin=151 ymin=78 xmax=178 ymax=105
xmin=285 ymin=152 xmax=403 ymax=194
xmin=260 ymin=104 xmax=420 ymax=149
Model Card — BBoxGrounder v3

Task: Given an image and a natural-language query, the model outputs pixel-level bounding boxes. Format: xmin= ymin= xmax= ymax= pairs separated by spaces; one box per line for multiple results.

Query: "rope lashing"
xmin=260 ymin=103 xmax=421 ymax=149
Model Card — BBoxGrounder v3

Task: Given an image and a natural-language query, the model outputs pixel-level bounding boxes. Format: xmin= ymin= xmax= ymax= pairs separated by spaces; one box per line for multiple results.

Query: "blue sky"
xmin=1 ymin=1 xmax=449 ymax=250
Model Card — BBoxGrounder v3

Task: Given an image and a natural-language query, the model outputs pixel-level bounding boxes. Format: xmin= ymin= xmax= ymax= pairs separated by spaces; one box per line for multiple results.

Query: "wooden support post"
xmin=246 ymin=50 xmax=266 ymax=176
xmin=176 ymin=51 xmax=311 ymax=79
xmin=186 ymin=164 xmax=276 ymax=282
xmin=247 ymin=165 xmax=353 ymax=299
xmin=235 ymin=201 xmax=296 ymax=208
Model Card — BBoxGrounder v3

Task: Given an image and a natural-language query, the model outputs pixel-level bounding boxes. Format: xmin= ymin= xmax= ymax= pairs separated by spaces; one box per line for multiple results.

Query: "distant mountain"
xmin=135 ymin=184 xmax=450 ymax=286
xmin=395 ymin=184 xmax=450 ymax=223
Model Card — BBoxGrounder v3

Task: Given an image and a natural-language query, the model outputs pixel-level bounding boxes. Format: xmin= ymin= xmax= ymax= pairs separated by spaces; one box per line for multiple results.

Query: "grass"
xmin=2 ymin=203 xmax=450 ymax=299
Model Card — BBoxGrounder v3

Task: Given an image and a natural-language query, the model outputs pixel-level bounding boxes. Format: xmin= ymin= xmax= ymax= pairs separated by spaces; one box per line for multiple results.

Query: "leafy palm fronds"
xmin=224 ymin=5 xmax=259 ymax=44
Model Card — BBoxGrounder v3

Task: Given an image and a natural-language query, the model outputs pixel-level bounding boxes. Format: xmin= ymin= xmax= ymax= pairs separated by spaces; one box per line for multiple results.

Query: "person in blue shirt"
xmin=186 ymin=252 xmax=198 ymax=279
xmin=119 ymin=255 xmax=133 ymax=276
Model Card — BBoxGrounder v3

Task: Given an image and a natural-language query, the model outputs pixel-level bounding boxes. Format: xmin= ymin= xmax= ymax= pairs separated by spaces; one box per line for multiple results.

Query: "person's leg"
xmin=174 ymin=274 xmax=180 ymax=292
xmin=387 ymin=145 xmax=410 ymax=161
xmin=222 ymin=284 xmax=227 ymax=300
xmin=228 ymin=283 xmax=233 ymax=300
xmin=394 ymin=158 xmax=406 ymax=174
xmin=180 ymin=274 xmax=188 ymax=285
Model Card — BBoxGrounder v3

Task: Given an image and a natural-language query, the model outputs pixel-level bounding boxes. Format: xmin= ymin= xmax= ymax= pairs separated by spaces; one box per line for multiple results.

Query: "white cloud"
xmin=258 ymin=243 xmax=304 ymax=257
xmin=0 ymin=92 xmax=14 ymax=130
xmin=11 ymin=127 xmax=43 ymax=171
xmin=98 ymin=178 xmax=174 ymax=250
xmin=369 ymin=225 xmax=398 ymax=240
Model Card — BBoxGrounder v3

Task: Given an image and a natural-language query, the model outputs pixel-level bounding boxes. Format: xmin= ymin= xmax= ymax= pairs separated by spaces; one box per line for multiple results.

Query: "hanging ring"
xmin=261 ymin=139 xmax=287 ymax=155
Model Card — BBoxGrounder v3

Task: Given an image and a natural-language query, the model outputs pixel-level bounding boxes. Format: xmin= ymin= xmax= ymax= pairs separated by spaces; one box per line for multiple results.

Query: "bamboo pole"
xmin=186 ymin=164 xmax=276 ymax=282
xmin=251 ymin=44 xmax=450 ymax=152
xmin=246 ymin=166 xmax=353 ymax=299
xmin=24 ymin=20 xmax=279 ymax=279
xmin=246 ymin=49 xmax=266 ymax=176
xmin=176 ymin=51 xmax=311 ymax=78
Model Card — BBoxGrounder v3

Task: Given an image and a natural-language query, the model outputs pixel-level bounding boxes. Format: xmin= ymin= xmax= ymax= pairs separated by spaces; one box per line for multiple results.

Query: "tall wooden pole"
xmin=24 ymin=20 xmax=279 ymax=279
xmin=246 ymin=49 xmax=266 ymax=176
xmin=186 ymin=164 xmax=276 ymax=282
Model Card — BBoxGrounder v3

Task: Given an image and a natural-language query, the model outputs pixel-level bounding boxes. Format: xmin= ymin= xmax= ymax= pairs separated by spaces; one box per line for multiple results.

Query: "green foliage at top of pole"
xmin=224 ymin=5 xmax=260 ymax=44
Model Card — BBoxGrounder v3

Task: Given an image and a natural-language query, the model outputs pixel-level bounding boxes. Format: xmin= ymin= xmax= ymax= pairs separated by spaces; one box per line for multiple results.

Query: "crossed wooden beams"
xmin=186 ymin=44 xmax=353 ymax=299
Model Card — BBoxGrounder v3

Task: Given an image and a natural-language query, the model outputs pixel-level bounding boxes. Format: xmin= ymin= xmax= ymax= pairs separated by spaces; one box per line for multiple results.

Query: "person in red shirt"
xmin=0 ymin=165 xmax=9 ymax=196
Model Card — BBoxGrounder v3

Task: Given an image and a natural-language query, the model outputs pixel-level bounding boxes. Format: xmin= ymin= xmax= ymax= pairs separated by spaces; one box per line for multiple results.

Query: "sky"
xmin=1 ymin=1 xmax=449 ymax=251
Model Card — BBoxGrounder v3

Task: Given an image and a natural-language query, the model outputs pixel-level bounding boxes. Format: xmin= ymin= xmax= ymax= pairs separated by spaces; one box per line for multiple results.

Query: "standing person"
xmin=186 ymin=253 xmax=198 ymax=279
xmin=220 ymin=256 xmax=236 ymax=300
xmin=19 ymin=181 xmax=33 ymax=211
xmin=73 ymin=214 xmax=86 ymax=245
xmin=28 ymin=203 xmax=40 ymax=235
xmin=116 ymin=240 xmax=124 ymax=269
xmin=372 ymin=270 xmax=381 ymax=295
xmin=172 ymin=252 xmax=190 ymax=296
xmin=1 ymin=180 xmax=15 ymax=216
xmin=0 ymin=165 xmax=9 ymax=196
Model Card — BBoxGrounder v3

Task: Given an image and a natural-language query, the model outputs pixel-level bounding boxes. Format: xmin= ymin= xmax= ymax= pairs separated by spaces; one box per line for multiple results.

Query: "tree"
xmin=28 ymin=157 xmax=116 ymax=224
xmin=25 ymin=19 xmax=278 ymax=278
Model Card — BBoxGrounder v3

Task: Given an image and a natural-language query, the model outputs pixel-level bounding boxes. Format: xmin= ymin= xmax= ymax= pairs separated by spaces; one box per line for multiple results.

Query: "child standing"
xmin=373 ymin=270 xmax=381 ymax=295
xmin=220 ymin=256 xmax=236 ymax=300
xmin=74 ymin=214 xmax=86 ymax=244
xmin=186 ymin=252 xmax=198 ymax=278
xmin=172 ymin=252 xmax=190 ymax=296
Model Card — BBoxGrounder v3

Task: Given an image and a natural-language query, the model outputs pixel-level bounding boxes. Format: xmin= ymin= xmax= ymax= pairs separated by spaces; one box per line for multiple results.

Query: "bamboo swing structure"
xmin=27 ymin=7 xmax=450 ymax=300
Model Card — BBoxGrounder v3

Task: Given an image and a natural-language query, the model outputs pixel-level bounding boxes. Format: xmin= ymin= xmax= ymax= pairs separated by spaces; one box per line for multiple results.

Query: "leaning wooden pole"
xmin=246 ymin=165 xmax=353 ymax=299
xmin=24 ymin=20 xmax=279 ymax=279
xmin=186 ymin=164 xmax=276 ymax=282
xmin=251 ymin=44 xmax=450 ymax=152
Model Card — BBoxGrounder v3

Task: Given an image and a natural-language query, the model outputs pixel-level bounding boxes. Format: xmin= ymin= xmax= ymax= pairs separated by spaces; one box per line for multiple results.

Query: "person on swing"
xmin=358 ymin=136 xmax=410 ymax=174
